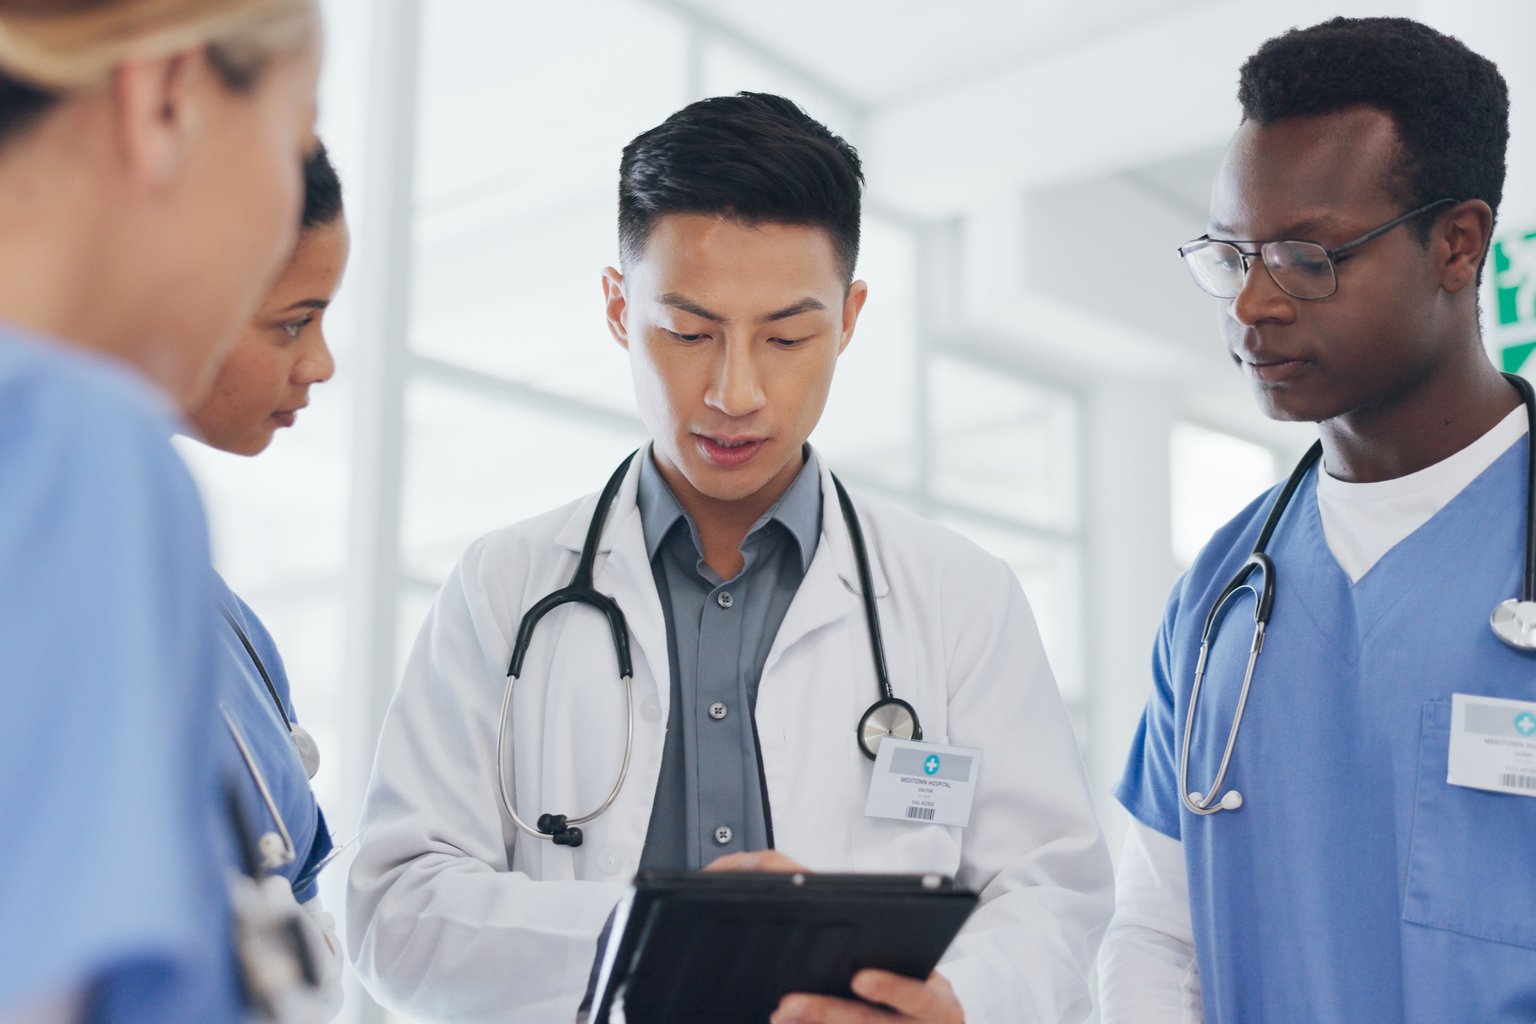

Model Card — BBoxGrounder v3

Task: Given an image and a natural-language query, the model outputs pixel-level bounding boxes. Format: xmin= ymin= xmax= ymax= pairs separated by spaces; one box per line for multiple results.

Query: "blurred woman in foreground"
xmin=0 ymin=1 xmax=320 ymax=1022
xmin=188 ymin=141 xmax=348 ymax=1019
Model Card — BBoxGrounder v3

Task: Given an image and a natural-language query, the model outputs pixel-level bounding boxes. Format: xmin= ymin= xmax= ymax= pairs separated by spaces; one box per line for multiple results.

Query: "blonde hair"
xmin=0 ymin=0 xmax=315 ymax=92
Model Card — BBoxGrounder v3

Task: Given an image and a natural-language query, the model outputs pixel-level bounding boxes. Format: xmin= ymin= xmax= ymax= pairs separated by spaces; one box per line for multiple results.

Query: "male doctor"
xmin=1099 ymin=17 xmax=1536 ymax=1024
xmin=348 ymin=92 xmax=1111 ymax=1024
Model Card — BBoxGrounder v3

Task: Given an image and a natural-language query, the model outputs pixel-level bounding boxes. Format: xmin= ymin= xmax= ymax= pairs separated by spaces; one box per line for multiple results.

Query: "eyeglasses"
xmin=1178 ymin=198 xmax=1459 ymax=300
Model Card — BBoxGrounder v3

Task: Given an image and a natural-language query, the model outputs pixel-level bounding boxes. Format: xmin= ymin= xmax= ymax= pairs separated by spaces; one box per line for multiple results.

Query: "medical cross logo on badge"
xmin=1516 ymin=712 xmax=1536 ymax=737
xmin=924 ymin=755 xmax=940 ymax=775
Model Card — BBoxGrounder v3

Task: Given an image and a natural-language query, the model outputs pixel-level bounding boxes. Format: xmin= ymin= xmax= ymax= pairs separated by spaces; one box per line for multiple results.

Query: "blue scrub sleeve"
xmin=292 ymin=805 xmax=334 ymax=902
xmin=1113 ymin=577 xmax=1189 ymax=841
xmin=0 ymin=344 xmax=239 ymax=1022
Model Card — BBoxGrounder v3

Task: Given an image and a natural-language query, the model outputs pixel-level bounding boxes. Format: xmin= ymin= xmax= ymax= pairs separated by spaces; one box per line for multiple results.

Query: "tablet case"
xmin=588 ymin=871 xmax=977 ymax=1024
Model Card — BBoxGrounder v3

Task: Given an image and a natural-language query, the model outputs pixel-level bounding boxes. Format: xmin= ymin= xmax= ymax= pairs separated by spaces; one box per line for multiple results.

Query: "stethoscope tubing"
xmin=220 ymin=604 xmax=292 ymax=730
xmin=221 ymin=705 xmax=296 ymax=870
xmin=498 ymin=454 xmax=638 ymax=844
xmin=496 ymin=668 xmax=636 ymax=840
xmin=1181 ymin=373 xmax=1536 ymax=817
xmin=1179 ymin=442 xmax=1317 ymax=817
xmin=496 ymin=450 xmax=921 ymax=847
xmin=1509 ymin=373 xmax=1536 ymax=603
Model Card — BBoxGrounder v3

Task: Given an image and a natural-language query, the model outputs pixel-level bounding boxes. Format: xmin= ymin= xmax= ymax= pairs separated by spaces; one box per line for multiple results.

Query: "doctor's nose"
xmin=706 ymin=337 xmax=767 ymax=418
xmin=1227 ymin=257 xmax=1298 ymax=329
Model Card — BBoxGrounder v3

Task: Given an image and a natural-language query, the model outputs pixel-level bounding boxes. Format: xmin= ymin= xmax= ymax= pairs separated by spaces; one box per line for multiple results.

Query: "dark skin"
xmin=1214 ymin=105 xmax=1516 ymax=482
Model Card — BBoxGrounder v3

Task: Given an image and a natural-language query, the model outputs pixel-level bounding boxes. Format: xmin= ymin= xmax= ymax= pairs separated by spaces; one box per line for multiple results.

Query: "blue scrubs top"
xmin=0 ymin=331 xmax=240 ymax=1022
xmin=214 ymin=574 xmax=331 ymax=901
xmin=1118 ymin=437 xmax=1536 ymax=1023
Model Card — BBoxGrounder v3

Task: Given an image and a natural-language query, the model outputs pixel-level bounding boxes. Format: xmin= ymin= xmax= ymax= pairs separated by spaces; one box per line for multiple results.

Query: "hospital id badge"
xmin=864 ymin=738 xmax=981 ymax=827
xmin=1447 ymin=693 xmax=1536 ymax=796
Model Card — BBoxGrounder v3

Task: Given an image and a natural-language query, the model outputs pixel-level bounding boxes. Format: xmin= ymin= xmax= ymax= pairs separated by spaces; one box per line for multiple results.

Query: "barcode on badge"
xmin=906 ymin=806 xmax=936 ymax=820
xmin=1499 ymin=773 xmax=1536 ymax=791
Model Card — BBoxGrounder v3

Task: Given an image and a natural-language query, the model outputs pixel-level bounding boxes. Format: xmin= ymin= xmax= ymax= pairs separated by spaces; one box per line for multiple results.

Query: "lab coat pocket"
xmin=1403 ymin=699 xmax=1536 ymax=949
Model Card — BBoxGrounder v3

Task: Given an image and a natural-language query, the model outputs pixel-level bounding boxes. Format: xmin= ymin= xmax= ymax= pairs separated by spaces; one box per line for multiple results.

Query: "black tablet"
xmin=587 ymin=870 xmax=977 ymax=1024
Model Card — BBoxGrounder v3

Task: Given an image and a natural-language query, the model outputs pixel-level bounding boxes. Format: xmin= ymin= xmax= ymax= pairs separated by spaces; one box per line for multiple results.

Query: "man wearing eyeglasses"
xmin=1099 ymin=17 xmax=1535 ymax=1024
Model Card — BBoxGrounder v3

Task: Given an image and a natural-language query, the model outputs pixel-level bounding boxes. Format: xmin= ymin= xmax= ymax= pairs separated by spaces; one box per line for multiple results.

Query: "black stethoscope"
xmin=495 ymin=451 xmax=921 ymax=848
xmin=1181 ymin=372 xmax=1536 ymax=816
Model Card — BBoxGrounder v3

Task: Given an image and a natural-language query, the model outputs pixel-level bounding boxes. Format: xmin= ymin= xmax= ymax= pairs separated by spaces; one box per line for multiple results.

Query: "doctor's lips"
xmin=696 ymin=432 xmax=767 ymax=467
xmin=1238 ymin=350 xmax=1311 ymax=385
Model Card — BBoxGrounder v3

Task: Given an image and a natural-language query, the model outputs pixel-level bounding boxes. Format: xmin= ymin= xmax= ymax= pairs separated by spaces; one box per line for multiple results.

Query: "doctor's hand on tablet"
xmin=772 ymin=969 xmax=963 ymax=1024
xmin=703 ymin=852 xmax=965 ymax=1024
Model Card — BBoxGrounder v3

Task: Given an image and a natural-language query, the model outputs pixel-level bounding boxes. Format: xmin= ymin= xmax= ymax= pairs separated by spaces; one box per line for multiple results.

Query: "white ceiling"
xmin=662 ymin=0 xmax=1217 ymax=108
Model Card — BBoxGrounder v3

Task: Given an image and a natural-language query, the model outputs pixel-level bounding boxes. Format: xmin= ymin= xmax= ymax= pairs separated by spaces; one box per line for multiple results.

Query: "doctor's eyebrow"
xmin=278 ymin=298 xmax=331 ymax=313
xmin=1208 ymin=215 xmax=1341 ymax=241
xmin=759 ymin=298 xmax=827 ymax=323
xmin=659 ymin=293 xmax=828 ymax=325
xmin=659 ymin=293 xmax=726 ymax=322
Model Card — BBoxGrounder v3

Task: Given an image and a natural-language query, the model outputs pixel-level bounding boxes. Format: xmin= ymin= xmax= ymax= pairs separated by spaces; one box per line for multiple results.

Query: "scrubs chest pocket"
xmin=1403 ymin=699 xmax=1536 ymax=949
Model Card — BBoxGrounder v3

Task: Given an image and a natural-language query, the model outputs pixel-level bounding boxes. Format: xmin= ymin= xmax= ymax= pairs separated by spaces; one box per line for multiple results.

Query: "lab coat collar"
xmin=816 ymin=450 xmax=889 ymax=599
xmin=552 ymin=446 xmax=647 ymax=556
xmin=635 ymin=449 xmax=823 ymax=576
xmin=552 ymin=444 xmax=888 ymax=597
xmin=756 ymin=449 xmax=890 ymax=681
xmin=548 ymin=444 xmax=890 ymax=684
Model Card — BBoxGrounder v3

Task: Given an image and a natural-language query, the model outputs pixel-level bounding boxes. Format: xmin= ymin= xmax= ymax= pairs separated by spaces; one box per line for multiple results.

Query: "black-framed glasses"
xmin=1178 ymin=198 xmax=1459 ymax=300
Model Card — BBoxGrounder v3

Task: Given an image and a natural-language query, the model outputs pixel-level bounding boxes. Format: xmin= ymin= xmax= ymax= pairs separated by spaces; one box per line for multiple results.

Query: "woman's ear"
xmin=109 ymin=50 xmax=209 ymax=189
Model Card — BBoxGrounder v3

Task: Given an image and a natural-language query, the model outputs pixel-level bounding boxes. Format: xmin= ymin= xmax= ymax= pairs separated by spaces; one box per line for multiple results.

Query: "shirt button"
xmin=714 ymin=824 xmax=733 ymax=845
xmin=708 ymin=701 xmax=728 ymax=720
xmin=716 ymin=591 xmax=734 ymax=609
xmin=640 ymin=694 xmax=661 ymax=722
xmin=597 ymin=846 xmax=622 ymax=874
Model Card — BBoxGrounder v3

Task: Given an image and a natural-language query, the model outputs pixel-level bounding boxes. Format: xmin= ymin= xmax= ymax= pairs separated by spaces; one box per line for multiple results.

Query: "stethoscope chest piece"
xmin=289 ymin=722 xmax=320 ymax=779
xmin=858 ymin=697 xmax=921 ymax=760
xmin=1491 ymin=598 xmax=1536 ymax=651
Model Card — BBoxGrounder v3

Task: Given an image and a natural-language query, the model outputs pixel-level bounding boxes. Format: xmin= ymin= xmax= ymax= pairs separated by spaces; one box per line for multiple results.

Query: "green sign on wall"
xmin=1494 ymin=230 xmax=1536 ymax=372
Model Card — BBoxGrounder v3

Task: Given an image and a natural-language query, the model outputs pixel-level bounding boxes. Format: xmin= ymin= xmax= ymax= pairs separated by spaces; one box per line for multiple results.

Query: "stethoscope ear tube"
xmin=1501 ymin=372 xmax=1536 ymax=604
xmin=221 ymin=705 xmax=297 ymax=871
xmin=1181 ymin=443 xmax=1319 ymax=817
xmin=1184 ymin=377 xmax=1536 ymax=816
xmin=498 ymin=454 xmax=927 ymax=848
xmin=500 ymin=453 xmax=640 ymax=848
xmin=508 ymin=452 xmax=637 ymax=681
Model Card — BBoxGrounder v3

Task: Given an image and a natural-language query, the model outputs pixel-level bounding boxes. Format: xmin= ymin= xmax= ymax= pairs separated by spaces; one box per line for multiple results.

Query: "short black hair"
xmin=1238 ymin=17 xmax=1508 ymax=242
xmin=301 ymin=141 xmax=344 ymax=230
xmin=618 ymin=92 xmax=864 ymax=282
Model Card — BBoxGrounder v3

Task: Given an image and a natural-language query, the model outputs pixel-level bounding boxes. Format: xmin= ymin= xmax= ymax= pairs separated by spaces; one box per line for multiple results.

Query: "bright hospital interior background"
xmin=174 ymin=1 xmax=1536 ymax=1020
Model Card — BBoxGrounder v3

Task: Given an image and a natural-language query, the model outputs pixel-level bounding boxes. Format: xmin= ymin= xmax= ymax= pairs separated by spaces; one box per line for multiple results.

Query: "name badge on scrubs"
xmin=864 ymin=738 xmax=981 ymax=827
xmin=1447 ymin=693 xmax=1536 ymax=796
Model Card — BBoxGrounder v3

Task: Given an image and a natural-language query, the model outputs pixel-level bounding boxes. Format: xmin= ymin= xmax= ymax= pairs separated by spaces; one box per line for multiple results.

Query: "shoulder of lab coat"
xmin=839 ymin=483 xmax=1114 ymax=1024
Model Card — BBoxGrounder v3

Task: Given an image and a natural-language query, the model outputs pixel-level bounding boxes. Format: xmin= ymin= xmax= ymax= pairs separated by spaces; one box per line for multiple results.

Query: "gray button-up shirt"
xmin=636 ymin=450 xmax=822 ymax=870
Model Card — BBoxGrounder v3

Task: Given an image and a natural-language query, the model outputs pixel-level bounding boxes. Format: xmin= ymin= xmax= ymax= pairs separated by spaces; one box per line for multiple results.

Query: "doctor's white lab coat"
xmin=347 ymin=451 xmax=1113 ymax=1023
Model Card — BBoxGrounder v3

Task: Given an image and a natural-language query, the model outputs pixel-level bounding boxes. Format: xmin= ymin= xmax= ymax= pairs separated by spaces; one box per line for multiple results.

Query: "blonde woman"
xmin=0 ymin=2 xmax=321 ymax=1024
